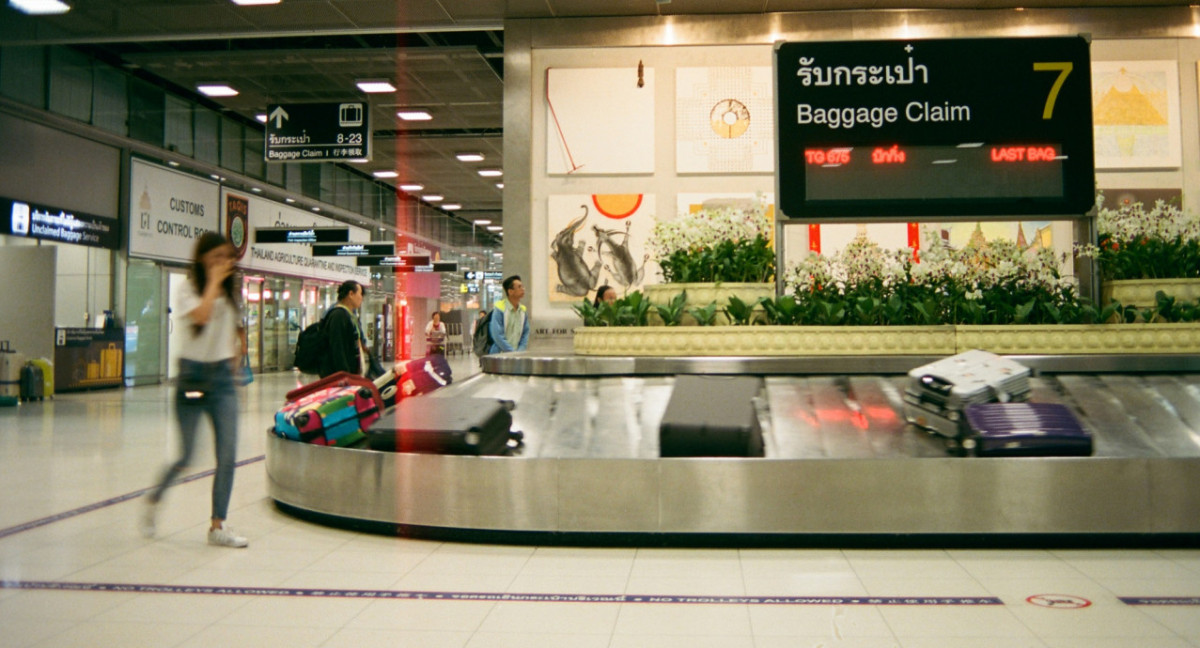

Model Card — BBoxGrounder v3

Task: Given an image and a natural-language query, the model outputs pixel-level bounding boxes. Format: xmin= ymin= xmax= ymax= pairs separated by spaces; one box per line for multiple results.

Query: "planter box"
xmin=1101 ymin=279 xmax=1200 ymax=308
xmin=574 ymin=325 xmax=957 ymax=356
xmin=644 ymin=282 xmax=774 ymax=325
xmin=574 ymin=323 xmax=1200 ymax=356
xmin=957 ymin=323 xmax=1200 ymax=355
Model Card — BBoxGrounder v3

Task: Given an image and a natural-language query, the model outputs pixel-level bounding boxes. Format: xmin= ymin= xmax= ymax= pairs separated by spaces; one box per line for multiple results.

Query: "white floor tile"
xmin=477 ymin=600 xmax=621 ymax=634
xmin=219 ymin=594 xmax=374 ymax=628
xmin=748 ymin=604 xmax=894 ymax=637
xmin=625 ymin=574 xmax=747 ymax=596
xmin=465 ymin=632 xmax=611 ymax=648
xmin=1040 ymin=638 xmax=1194 ymax=648
xmin=318 ymin=628 xmax=471 ymax=648
xmin=93 ymin=591 xmax=251 ymax=625
xmin=175 ymin=624 xmax=336 ymax=648
xmin=898 ymin=638 xmax=1049 ymax=648
xmin=755 ymin=638 xmax=901 ymax=648
xmin=505 ymin=572 xmax=630 ymax=595
xmin=876 ymin=606 xmax=1036 ymax=639
xmin=346 ymin=598 xmax=496 ymax=631
xmin=614 ymin=603 xmax=753 ymax=636
xmin=29 ymin=620 xmax=204 ymax=648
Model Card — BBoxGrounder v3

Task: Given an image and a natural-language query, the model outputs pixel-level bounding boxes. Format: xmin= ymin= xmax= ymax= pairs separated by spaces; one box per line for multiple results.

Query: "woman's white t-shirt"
xmin=175 ymin=281 xmax=240 ymax=362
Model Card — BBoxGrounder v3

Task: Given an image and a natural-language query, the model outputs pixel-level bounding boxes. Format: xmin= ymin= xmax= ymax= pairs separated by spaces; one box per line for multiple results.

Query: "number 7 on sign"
xmin=1033 ymin=62 xmax=1073 ymax=120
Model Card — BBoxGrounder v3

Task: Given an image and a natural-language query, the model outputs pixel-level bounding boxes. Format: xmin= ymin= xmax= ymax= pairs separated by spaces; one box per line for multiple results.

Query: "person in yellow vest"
xmin=488 ymin=275 xmax=530 ymax=354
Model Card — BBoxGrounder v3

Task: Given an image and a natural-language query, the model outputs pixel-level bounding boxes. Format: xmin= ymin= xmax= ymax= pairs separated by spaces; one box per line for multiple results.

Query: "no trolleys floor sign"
xmin=264 ymin=102 xmax=371 ymax=162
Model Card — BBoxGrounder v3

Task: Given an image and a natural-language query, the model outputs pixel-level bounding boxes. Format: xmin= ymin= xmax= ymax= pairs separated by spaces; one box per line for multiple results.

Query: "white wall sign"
xmin=129 ymin=159 xmax=221 ymax=263
xmin=227 ymin=189 xmax=371 ymax=284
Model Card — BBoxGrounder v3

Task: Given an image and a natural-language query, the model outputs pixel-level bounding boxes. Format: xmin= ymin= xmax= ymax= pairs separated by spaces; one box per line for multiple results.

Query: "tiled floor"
xmin=1 ymin=356 xmax=1198 ymax=647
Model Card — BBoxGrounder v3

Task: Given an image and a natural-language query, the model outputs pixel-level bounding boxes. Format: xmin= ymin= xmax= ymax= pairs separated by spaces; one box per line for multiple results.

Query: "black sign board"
xmin=264 ymin=102 xmax=371 ymax=163
xmin=775 ymin=36 xmax=1094 ymax=219
xmin=311 ymin=243 xmax=395 ymax=257
xmin=255 ymin=227 xmax=350 ymax=244
xmin=432 ymin=261 xmax=458 ymax=272
xmin=355 ymin=254 xmax=432 ymax=267
xmin=1 ymin=196 xmax=120 ymax=249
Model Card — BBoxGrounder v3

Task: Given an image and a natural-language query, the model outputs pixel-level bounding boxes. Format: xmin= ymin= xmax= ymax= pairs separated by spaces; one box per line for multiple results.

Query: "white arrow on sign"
xmin=268 ymin=106 xmax=289 ymax=129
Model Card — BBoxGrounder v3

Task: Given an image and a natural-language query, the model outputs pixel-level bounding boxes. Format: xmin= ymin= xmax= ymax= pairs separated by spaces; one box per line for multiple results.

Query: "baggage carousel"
xmin=267 ymin=353 xmax=1200 ymax=546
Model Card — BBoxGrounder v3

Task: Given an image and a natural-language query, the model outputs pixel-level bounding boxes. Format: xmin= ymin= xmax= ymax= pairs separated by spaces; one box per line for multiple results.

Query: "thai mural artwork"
xmin=547 ymin=194 xmax=655 ymax=303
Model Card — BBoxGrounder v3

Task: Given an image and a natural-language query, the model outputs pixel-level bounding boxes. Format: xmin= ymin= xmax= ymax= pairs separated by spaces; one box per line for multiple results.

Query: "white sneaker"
xmin=207 ymin=525 xmax=248 ymax=548
xmin=140 ymin=498 xmax=158 ymax=538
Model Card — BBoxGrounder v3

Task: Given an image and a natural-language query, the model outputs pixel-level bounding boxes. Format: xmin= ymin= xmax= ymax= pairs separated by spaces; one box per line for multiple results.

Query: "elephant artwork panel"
xmin=547 ymin=194 xmax=656 ymax=303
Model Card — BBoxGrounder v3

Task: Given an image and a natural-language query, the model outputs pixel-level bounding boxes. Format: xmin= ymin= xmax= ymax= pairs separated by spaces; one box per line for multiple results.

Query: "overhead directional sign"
xmin=355 ymin=254 xmax=432 ymax=267
xmin=431 ymin=261 xmax=458 ymax=272
xmin=264 ymin=102 xmax=371 ymax=163
xmin=311 ymin=243 xmax=395 ymax=257
xmin=255 ymin=227 xmax=350 ymax=244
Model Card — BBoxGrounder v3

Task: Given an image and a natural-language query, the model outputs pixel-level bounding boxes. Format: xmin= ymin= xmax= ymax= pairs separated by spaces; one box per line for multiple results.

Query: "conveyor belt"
xmin=267 ymin=370 xmax=1200 ymax=541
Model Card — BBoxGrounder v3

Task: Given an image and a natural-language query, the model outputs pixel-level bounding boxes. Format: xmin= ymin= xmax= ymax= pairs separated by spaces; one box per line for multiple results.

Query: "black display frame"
xmin=775 ymin=36 xmax=1095 ymax=220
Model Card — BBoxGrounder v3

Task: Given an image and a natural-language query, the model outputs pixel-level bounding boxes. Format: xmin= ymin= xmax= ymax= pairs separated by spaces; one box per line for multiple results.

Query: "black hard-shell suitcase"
xmin=659 ymin=375 xmax=764 ymax=457
xmin=365 ymin=397 xmax=520 ymax=455
xmin=19 ymin=363 xmax=44 ymax=401
xmin=962 ymin=402 xmax=1093 ymax=457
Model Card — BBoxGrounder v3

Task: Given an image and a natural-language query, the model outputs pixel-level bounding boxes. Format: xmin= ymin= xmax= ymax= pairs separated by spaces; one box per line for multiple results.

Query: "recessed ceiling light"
xmin=255 ymin=113 xmax=267 ymax=123
xmin=473 ymin=219 xmax=492 ymax=225
xmin=495 ymin=183 xmax=504 ymax=190
xmin=442 ymin=203 xmax=462 ymax=211
xmin=423 ymin=195 xmax=444 ymax=202
xmin=8 ymin=0 xmax=70 ymax=15
xmin=373 ymin=170 xmax=398 ymax=178
xmin=456 ymin=152 xmax=485 ymax=162
xmin=477 ymin=168 xmax=502 ymax=177
xmin=230 ymin=0 xmax=280 ymax=5
xmin=399 ymin=184 xmax=424 ymax=192
xmin=197 ymin=84 xmax=238 ymax=97
xmin=397 ymin=110 xmax=432 ymax=121
xmin=356 ymin=79 xmax=396 ymax=93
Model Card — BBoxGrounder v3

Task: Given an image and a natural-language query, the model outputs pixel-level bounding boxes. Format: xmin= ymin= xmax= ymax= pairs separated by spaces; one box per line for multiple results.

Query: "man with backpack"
xmin=473 ymin=275 xmax=529 ymax=363
xmin=293 ymin=280 xmax=369 ymax=378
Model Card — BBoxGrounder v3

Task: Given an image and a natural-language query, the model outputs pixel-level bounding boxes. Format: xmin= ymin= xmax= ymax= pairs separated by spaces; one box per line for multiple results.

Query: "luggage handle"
xmin=287 ymin=371 xmax=384 ymax=412
xmin=919 ymin=374 xmax=953 ymax=396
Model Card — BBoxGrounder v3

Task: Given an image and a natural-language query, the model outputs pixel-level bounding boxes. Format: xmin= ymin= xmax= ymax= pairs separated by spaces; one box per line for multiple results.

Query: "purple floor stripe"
xmin=1120 ymin=597 xmax=1200 ymax=606
xmin=0 ymin=455 xmax=265 ymax=540
xmin=0 ymin=580 xmax=1004 ymax=605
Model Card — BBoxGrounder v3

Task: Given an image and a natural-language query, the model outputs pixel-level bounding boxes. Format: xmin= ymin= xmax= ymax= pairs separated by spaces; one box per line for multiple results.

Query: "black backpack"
xmin=472 ymin=309 xmax=494 ymax=356
xmin=293 ymin=308 xmax=334 ymax=373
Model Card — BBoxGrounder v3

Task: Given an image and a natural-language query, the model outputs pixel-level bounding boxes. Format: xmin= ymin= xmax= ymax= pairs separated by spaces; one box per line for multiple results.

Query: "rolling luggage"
xmin=399 ymin=355 xmax=452 ymax=398
xmin=659 ymin=375 xmax=765 ymax=457
xmin=19 ymin=363 xmax=44 ymax=401
xmin=961 ymin=402 xmax=1093 ymax=457
xmin=903 ymin=349 xmax=1031 ymax=439
xmin=29 ymin=357 xmax=53 ymax=398
xmin=365 ymin=397 xmax=520 ymax=455
xmin=0 ymin=341 xmax=25 ymax=401
xmin=274 ymin=371 xmax=384 ymax=447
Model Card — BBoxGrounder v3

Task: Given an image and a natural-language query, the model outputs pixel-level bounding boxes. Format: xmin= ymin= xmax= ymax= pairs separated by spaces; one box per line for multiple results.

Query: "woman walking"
xmin=142 ymin=232 xmax=248 ymax=547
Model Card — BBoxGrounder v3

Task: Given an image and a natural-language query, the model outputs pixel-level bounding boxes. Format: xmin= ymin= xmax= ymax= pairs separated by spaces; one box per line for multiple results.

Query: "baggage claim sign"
xmin=775 ymin=36 xmax=1094 ymax=220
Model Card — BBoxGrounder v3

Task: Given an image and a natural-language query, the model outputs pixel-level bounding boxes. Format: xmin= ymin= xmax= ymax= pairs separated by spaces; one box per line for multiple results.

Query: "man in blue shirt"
xmin=488 ymin=275 xmax=530 ymax=354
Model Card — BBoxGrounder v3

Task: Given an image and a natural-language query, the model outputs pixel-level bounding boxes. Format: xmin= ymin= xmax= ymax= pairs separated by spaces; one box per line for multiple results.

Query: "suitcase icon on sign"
xmin=338 ymin=103 xmax=363 ymax=128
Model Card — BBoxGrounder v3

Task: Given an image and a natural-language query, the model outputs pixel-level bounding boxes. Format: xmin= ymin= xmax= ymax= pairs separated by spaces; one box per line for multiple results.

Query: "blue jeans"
xmin=152 ymin=359 xmax=239 ymax=520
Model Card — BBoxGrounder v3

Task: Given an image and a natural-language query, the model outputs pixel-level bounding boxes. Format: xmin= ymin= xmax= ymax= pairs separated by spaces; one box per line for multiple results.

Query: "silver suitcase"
xmin=904 ymin=349 xmax=1031 ymax=438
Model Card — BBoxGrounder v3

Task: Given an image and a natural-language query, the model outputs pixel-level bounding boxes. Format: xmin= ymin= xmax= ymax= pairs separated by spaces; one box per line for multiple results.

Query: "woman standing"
xmin=142 ymin=232 xmax=248 ymax=548
xmin=425 ymin=310 xmax=447 ymax=354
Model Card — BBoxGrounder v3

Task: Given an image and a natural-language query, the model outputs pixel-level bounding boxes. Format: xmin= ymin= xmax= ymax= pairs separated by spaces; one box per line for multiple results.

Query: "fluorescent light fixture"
xmin=399 ymin=183 xmax=424 ymax=192
xmin=442 ymin=203 xmax=462 ymax=211
xmin=456 ymin=152 xmax=485 ymax=162
xmin=255 ymin=113 xmax=267 ymax=123
xmin=397 ymin=110 xmax=432 ymax=121
xmin=486 ymin=226 xmax=503 ymax=232
xmin=167 ymin=160 xmax=180 ymax=167
xmin=251 ymin=187 xmax=262 ymax=192
xmin=347 ymin=158 xmax=369 ymax=163
xmin=477 ymin=168 xmax=502 ymax=177
xmin=230 ymin=0 xmax=281 ymax=5
xmin=495 ymin=183 xmax=504 ymax=189
xmin=8 ymin=0 xmax=71 ymax=15
xmin=210 ymin=174 xmax=221 ymax=180
xmin=285 ymin=198 xmax=295 ymax=203
xmin=373 ymin=170 xmax=399 ymax=179
xmin=422 ymin=195 xmax=444 ymax=202
xmin=356 ymin=79 xmax=396 ymax=93
xmin=197 ymin=84 xmax=238 ymax=97
xmin=312 ymin=207 xmax=321 ymax=212
xmin=473 ymin=219 xmax=492 ymax=225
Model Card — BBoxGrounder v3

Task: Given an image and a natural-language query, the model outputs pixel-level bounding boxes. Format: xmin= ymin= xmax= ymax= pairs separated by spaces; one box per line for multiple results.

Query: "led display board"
xmin=775 ymin=36 xmax=1094 ymax=219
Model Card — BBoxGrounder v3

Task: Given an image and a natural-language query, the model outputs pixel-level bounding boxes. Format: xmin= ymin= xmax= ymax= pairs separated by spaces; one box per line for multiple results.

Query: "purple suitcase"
xmin=961 ymin=402 xmax=1093 ymax=457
